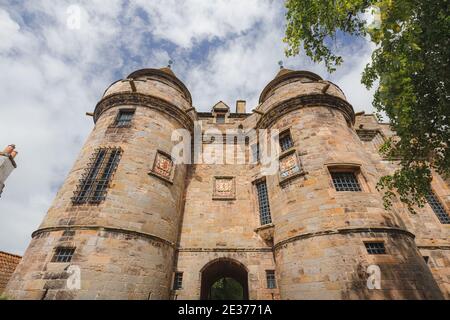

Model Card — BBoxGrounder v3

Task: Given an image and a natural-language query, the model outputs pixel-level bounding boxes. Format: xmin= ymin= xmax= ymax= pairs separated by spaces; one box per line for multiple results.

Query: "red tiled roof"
xmin=0 ymin=251 xmax=21 ymax=294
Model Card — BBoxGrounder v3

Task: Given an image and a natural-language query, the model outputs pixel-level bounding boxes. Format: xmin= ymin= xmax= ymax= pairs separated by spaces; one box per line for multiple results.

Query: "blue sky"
xmin=0 ymin=0 xmax=376 ymax=255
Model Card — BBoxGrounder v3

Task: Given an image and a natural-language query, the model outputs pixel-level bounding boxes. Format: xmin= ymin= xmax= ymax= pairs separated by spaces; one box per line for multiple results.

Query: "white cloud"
xmin=133 ymin=0 xmax=274 ymax=48
xmin=0 ymin=1 xmax=375 ymax=255
xmin=0 ymin=8 xmax=21 ymax=51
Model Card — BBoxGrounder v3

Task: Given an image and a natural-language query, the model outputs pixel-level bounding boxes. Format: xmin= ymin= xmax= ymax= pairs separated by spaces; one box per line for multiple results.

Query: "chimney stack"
xmin=0 ymin=144 xmax=18 ymax=197
xmin=3 ymin=144 xmax=15 ymax=155
xmin=236 ymin=100 xmax=246 ymax=114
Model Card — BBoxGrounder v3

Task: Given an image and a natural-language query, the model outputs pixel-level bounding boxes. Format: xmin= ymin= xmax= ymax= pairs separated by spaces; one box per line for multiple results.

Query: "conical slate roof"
xmin=159 ymin=67 xmax=176 ymax=77
xmin=274 ymin=68 xmax=295 ymax=78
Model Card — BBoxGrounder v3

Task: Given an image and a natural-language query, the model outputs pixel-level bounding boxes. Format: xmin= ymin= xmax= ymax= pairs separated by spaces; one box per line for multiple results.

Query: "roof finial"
xmin=278 ymin=60 xmax=284 ymax=69
xmin=168 ymin=59 xmax=173 ymax=68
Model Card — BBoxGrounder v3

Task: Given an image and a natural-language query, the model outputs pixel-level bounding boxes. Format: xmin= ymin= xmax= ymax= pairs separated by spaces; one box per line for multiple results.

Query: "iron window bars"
xmin=256 ymin=180 xmax=272 ymax=225
xmin=52 ymin=247 xmax=75 ymax=263
xmin=279 ymin=131 xmax=294 ymax=152
xmin=266 ymin=270 xmax=277 ymax=289
xmin=72 ymin=147 xmax=122 ymax=204
xmin=426 ymin=191 xmax=450 ymax=224
xmin=331 ymin=172 xmax=362 ymax=192
xmin=364 ymin=242 xmax=386 ymax=255
xmin=115 ymin=109 xmax=134 ymax=127
xmin=173 ymin=272 xmax=183 ymax=290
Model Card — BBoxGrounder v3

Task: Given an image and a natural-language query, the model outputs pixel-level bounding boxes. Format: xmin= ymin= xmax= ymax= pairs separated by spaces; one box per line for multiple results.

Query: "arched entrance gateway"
xmin=200 ymin=258 xmax=249 ymax=300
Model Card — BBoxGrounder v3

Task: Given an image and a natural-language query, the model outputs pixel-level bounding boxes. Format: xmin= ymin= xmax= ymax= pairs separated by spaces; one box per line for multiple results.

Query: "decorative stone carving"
xmin=279 ymin=151 xmax=301 ymax=182
xmin=150 ymin=151 xmax=175 ymax=183
xmin=213 ymin=176 xmax=236 ymax=200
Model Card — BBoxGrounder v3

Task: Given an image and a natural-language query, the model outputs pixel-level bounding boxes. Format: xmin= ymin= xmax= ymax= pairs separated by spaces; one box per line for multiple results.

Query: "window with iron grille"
xmin=52 ymin=247 xmax=75 ymax=263
xmin=173 ymin=272 xmax=183 ymax=290
xmin=256 ymin=180 xmax=272 ymax=225
xmin=426 ymin=191 xmax=450 ymax=224
xmin=279 ymin=131 xmax=293 ymax=152
xmin=115 ymin=109 xmax=134 ymax=127
xmin=364 ymin=242 xmax=386 ymax=255
xmin=266 ymin=270 xmax=276 ymax=289
xmin=72 ymin=147 xmax=122 ymax=204
xmin=331 ymin=172 xmax=362 ymax=192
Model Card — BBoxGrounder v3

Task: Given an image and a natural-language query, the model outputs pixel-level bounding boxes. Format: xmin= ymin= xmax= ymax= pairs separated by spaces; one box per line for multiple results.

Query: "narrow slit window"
xmin=331 ymin=172 xmax=362 ymax=192
xmin=279 ymin=131 xmax=293 ymax=152
xmin=266 ymin=270 xmax=277 ymax=289
xmin=426 ymin=191 xmax=450 ymax=224
xmin=52 ymin=247 xmax=75 ymax=263
xmin=364 ymin=242 xmax=386 ymax=255
xmin=72 ymin=147 xmax=122 ymax=204
xmin=256 ymin=180 xmax=272 ymax=225
xmin=173 ymin=272 xmax=183 ymax=290
xmin=251 ymin=143 xmax=260 ymax=162
xmin=115 ymin=110 xmax=134 ymax=127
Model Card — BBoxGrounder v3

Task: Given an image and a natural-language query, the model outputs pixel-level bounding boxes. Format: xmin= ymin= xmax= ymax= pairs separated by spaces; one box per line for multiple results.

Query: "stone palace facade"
xmin=5 ymin=67 xmax=450 ymax=300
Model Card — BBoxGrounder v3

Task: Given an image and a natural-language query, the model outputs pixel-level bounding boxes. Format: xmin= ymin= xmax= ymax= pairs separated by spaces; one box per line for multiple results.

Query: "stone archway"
xmin=200 ymin=258 xmax=249 ymax=300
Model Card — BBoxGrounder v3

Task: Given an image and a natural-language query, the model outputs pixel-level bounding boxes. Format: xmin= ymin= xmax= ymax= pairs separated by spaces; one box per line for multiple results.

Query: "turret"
xmin=6 ymin=67 xmax=193 ymax=299
xmin=257 ymin=68 xmax=443 ymax=299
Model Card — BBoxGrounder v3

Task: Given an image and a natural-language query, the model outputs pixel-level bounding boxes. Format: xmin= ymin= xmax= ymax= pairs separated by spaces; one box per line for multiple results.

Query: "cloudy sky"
xmin=0 ymin=0 xmax=376 ymax=255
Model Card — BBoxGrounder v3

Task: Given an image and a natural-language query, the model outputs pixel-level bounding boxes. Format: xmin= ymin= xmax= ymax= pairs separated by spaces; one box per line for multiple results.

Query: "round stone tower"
xmin=257 ymin=68 xmax=443 ymax=299
xmin=6 ymin=67 xmax=194 ymax=300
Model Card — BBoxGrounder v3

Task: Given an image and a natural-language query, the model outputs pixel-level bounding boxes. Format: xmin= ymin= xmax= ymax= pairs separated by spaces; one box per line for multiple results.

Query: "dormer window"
xmin=216 ymin=114 xmax=225 ymax=124
xmin=211 ymin=101 xmax=230 ymax=124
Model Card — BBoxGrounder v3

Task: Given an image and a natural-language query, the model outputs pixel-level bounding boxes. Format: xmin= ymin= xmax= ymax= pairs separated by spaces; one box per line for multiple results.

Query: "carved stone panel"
xmin=150 ymin=151 xmax=174 ymax=183
xmin=279 ymin=151 xmax=301 ymax=181
xmin=213 ymin=176 xmax=236 ymax=200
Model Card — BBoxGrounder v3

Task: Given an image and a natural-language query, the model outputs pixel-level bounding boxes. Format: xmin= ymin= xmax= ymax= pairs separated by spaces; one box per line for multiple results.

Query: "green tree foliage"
xmin=210 ymin=277 xmax=244 ymax=300
xmin=285 ymin=0 xmax=450 ymax=211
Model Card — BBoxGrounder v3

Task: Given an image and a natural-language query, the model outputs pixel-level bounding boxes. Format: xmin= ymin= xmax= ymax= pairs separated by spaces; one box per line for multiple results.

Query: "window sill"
xmin=279 ymin=147 xmax=295 ymax=158
xmin=212 ymin=196 xmax=236 ymax=201
xmin=71 ymin=200 xmax=104 ymax=206
xmin=331 ymin=189 xmax=366 ymax=194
